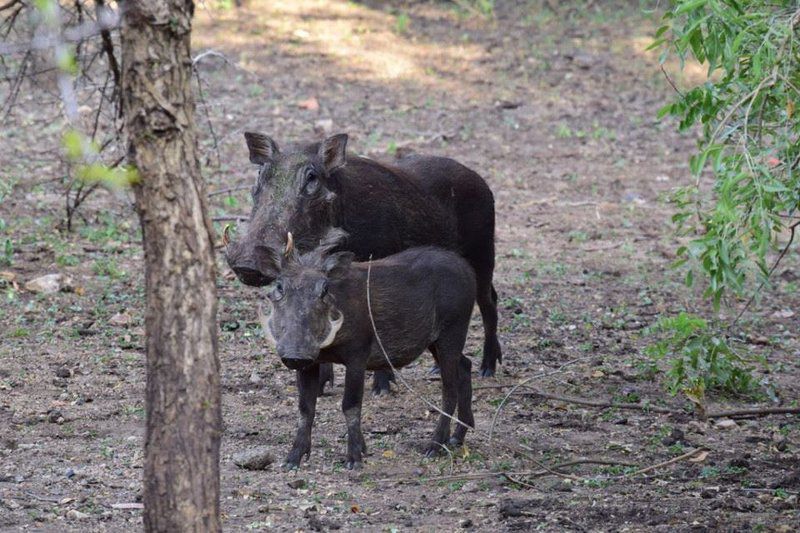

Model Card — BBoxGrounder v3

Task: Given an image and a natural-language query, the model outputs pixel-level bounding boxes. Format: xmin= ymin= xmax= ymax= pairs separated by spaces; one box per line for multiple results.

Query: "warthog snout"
xmin=226 ymin=240 xmax=275 ymax=286
xmin=280 ymin=355 xmax=315 ymax=371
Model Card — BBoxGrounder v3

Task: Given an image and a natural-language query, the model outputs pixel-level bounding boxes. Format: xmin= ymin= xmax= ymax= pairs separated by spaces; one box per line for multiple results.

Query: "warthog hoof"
xmin=479 ymin=366 xmax=495 ymax=378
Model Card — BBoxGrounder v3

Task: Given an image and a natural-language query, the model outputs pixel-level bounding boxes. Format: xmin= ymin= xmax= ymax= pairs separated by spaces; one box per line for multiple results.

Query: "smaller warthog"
xmin=258 ymin=231 xmax=475 ymax=469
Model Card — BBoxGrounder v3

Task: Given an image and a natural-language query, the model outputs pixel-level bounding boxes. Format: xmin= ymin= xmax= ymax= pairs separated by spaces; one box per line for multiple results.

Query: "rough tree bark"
xmin=120 ymin=1 xmax=221 ymax=531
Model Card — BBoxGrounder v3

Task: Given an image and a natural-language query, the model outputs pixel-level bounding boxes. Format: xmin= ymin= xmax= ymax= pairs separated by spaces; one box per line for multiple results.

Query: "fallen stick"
xmin=480 ymin=383 xmax=800 ymax=420
xmin=628 ymin=448 xmax=706 ymax=477
xmin=208 ymin=185 xmax=250 ymax=197
xmin=706 ymin=407 xmax=800 ymax=419
xmin=478 ymin=384 xmax=678 ymax=414
xmin=378 ymin=458 xmax=638 ymax=485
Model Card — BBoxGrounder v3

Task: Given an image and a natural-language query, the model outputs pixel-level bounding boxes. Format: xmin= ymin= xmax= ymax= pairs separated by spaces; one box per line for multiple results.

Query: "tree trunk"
xmin=120 ymin=1 xmax=221 ymax=531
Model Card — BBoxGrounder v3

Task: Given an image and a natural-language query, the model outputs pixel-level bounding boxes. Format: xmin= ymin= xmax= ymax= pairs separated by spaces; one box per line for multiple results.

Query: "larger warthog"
xmin=257 ymin=230 xmax=476 ymax=469
xmin=226 ymin=133 xmax=501 ymax=393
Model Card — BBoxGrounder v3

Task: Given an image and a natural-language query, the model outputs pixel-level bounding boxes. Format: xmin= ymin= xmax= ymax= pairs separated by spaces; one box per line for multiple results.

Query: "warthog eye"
xmin=270 ymin=280 xmax=284 ymax=301
xmin=304 ymin=172 xmax=319 ymax=195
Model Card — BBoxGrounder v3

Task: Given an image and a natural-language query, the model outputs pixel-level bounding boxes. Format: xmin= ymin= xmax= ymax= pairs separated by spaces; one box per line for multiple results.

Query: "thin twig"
xmin=211 ymin=215 xmax=248 ymax=222
xmin=515 ymin=387 xmax=676 ymax=414
xmin=378 ymin=458 xmax=638 ymax=485
xmin=660 ymin=64 xmax=684 ymax=97
xmin=208 ymin=185 xmax=250 ymax=197
xmin=193 ymin=64 xmax=221 ymax=168
xmin=707 ymin=407 xmax=800 ymax=419
xmin=628 ymin=447 xmax=706 ymax=477
xmin=730 ymin=220 xmax=799 ymax=328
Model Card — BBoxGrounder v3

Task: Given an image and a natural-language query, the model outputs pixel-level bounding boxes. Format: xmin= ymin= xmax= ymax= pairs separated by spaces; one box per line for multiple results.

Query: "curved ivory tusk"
xmin=319 ymin=309 xmax=343 ymax=349
xmin=222 ymin=224 xmax=231 ymax=247
xmin=285 ymin=232 xmax=294 ymax=256
xmin=256 ymin=302 xmax=276 ymax=348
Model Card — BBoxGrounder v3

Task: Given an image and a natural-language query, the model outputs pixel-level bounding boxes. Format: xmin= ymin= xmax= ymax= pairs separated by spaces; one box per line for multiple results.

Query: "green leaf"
xmin=675 ymin=0 xmax=708 ymax=16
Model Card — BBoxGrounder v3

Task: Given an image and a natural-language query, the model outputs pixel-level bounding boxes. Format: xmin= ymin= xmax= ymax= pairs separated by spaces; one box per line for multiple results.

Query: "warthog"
xmin=257 ymin=231 xmax=475 ymax=469
xmin=225 ymin=133 xmax=501 ymax=394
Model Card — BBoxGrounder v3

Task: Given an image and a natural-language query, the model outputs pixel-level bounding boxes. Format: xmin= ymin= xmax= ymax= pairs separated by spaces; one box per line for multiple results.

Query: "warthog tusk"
xmin=222 ymin=224 xmax=231 ymax=247
xmin=319 ymin=309 xmax=343 ymax=349
xmin=257 ymin=302 xmax=276 ymax=348
xmin=285 ymin=232 xmax=294 ymax=256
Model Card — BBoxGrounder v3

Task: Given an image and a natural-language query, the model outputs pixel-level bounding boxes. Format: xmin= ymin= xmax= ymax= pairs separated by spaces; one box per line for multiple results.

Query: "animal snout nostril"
xmin=280 ymin=356 xmax=313 ymax=371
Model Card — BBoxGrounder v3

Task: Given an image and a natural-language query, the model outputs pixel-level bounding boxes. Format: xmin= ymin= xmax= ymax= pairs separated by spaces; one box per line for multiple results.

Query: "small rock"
xmin=108 ymin=312 xmax=132 ymax=327
xmin=715 ymin=419 xmax=738 ymax=430
xmin=66 ymin=509 xmax=90 ymax=520
xmin=728 ymin=455 xmax=750 ymax=469
xmin=232 ymin=447 xmax=274 ymax=470
xmin=25 ymin=274 xmax=70 ymax=294
xmin=571 ymin=52 xmax=597 ymax=69
xmin=306 ymin=511 xmax=324 ymax=531
xmin=287 ymin=478 xmax=307 ymax=490
xmin=65 ymin=468 xmax=75 ymax=478
xmin=4 ymin=498 xmax=21 ymax=509
xmin=314 ymin=119 xmax=333 ymax=136
xmin=48 ymin=410 xmax=65 ymax=424
xmin=687 ymin=420 xmax=707 ymax=434
xmin=297 ymin=97 xmax=319 ymax=111
xmin=700 ymin=486 xmax=720 ymax=499
xmin=460 ymin=518 xmax=473 ymax=528
xmin=662 ymin=428 xmax=685 ymax=446
xmin=462 ymin=481 xmax=482 ymax=493
xmin=249 ymin=371 xmax=262 ymax=384
xmin=55 ymin=367 xmax=72 ymax=379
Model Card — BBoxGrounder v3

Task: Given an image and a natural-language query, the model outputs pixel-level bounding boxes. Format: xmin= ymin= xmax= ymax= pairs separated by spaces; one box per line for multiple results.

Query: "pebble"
xmin=249 ymin=371 xmax=262 ymax=384
xmin=700 ymin=486 xmax=720 ymax=499
xmin=66 ymin=509 xmax=90 ymax=520
xmin=687 ymin=420 xmax=707 ymax=434
xmin=314 ymin=119 xmax=334 ymax=136
xmin=25 ymin=274 xmax=71 ymax=294
xmin=65 ymin=468 xmax=75 ymax=478
xmin=715 ymin=419 xmax=738 ymax=430
xmin=460 ymin=518 xmax=474 ymax=528
xmin=287 ymin=479 xmax=307 ymax=489
xmin=232 ymin=447 xmax=274 ymax=470
xmin=55 ymin=367 xmax=72 ymax=379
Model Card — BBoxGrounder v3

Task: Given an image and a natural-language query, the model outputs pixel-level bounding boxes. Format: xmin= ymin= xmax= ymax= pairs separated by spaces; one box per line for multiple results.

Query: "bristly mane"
xmin=291 ymin=227 xmax=348 ymax=270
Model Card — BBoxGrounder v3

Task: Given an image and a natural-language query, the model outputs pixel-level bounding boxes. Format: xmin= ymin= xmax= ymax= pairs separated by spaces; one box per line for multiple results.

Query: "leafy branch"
xmin=656 ymin=1 xmax=799 ymax=309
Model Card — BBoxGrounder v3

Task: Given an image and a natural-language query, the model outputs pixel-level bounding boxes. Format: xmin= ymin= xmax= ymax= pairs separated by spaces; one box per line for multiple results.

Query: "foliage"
xmin=654 ymin=1 xmax=800 ymax=308
xmin=1 ymin=0 xmax=124 ymax=231
xmin=644 ymin=312 xmax=756 ymax=403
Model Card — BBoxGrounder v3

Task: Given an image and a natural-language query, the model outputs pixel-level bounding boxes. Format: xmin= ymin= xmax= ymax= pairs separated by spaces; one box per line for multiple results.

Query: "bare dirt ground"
xmin=2 ymin=0 xmax=799 ymax=531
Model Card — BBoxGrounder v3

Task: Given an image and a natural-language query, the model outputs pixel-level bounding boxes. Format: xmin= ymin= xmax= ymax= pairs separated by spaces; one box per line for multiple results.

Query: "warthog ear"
xmin=319 ymin=133 xmax=348 ymax=173
xmin=322 ymin=251 xmax=354 ymax=278
xmin=253 ymin=244 xmax=281 ymax=277
xmin=244 ymin=132 xmax=279 ymax=165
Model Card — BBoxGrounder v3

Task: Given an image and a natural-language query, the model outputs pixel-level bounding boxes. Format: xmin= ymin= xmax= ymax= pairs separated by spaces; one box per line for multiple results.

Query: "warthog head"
xmin=225 ymin=132 xmax=348 ymax=286
xmin=256 ymin=229 xmax=353 ymax=370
